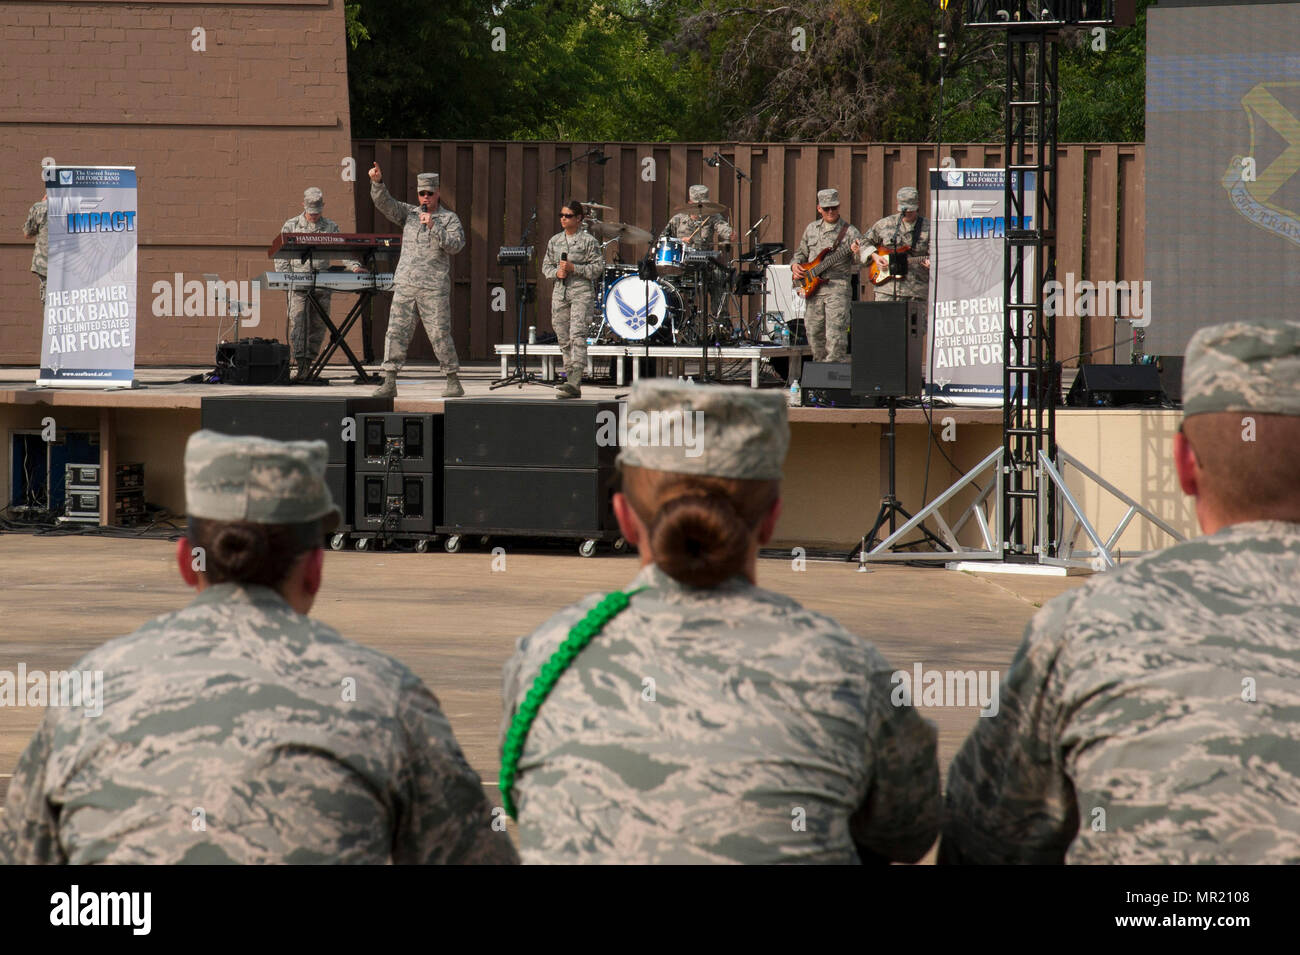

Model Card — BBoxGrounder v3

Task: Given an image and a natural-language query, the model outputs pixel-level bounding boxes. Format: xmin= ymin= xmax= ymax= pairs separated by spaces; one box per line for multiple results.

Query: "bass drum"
xmin=603 ymin=274 xmax=682 ymax=345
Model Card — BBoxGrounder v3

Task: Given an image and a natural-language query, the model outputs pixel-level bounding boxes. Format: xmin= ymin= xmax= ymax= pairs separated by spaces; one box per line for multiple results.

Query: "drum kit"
xmin=578 ymin=199 xmax=785 ymax=348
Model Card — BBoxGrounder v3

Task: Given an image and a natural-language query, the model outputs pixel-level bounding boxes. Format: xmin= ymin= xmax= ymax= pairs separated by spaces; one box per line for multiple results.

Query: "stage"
xmin=0 ymin=360 xmax=1198 ymax=557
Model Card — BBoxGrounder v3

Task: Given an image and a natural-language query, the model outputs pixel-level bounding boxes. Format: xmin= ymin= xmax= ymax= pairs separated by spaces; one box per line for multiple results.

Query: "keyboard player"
xmin=274 ymin=187 xmax=366 ymax=381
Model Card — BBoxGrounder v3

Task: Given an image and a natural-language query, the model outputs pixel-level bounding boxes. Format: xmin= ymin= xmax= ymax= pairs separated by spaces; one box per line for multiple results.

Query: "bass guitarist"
xmin=791 ymin=188 xmax=860 ymax=362
xmin=853 ymin=186 xmax=931 ymax=305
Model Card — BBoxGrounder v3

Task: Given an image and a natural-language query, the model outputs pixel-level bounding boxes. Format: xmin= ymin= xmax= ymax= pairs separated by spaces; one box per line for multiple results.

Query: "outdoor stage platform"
xmin=0 ymin=361 xmax=1199 ymax=557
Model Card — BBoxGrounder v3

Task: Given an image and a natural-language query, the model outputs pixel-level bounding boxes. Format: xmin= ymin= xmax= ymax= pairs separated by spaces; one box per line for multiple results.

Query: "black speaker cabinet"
xmin=444 ymin=399 xmax=621 ymax=469
xmin=1155 ymin=355 xmax=1184 ymax=407
xmin=850 ymin=301 xmax=923 ymax=398
xmin=324 ymin=463 xmax=351 ymax=531
xmin=1065 ymin=364 xmax=1164 ymax=409
xmin=356 ymin=413 xmax=442 ymax=473
xmin=800 ymin=362 xmax=879 ymax=408
xmin=443 ymin=467 xmax=615 ymax=535
xmin=200 ymin=396 xmax=393 ymax=464
xmin=213 ymin=339 xmax=290 ymax=385
xmin=354 ymin=471 xmax=440 ymax=533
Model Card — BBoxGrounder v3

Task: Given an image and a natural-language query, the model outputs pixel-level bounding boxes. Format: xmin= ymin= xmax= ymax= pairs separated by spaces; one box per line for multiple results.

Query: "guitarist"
xmin=853 ymin=186 xmax=931 ymax=304
xmin=791 ymin=188 xmax=860 ymax=362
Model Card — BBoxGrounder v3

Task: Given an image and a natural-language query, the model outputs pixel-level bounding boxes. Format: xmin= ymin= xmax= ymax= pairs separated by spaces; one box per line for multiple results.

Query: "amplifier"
xmin=443 ymin=466 xmax=615 ymax=534
xmin=66 ymin=488 xmax=145 ymax=523
xmin=214 ymin=338 xmax=290 ymax=386
xmin=497 ymin=246 xmax=534 ymax=266
xmin=356 ymin=413 xmax=442 ymax=473
xmin=353 ymin=471 xmax=440 ymax=534
xmin=65 ymin=462 xmax=144 ymax=491
xmin=800 ymin=362 xmax=879 ymax=408
xmin=1065 ymin=364 xmax=1164 ymax=408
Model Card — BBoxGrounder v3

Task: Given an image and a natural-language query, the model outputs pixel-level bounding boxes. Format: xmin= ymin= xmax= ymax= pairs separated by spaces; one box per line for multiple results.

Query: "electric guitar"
xmin=861 ymin=244 xmax=912 ymax=286
xmin=793 ymin=234 xmax=855 ymax=299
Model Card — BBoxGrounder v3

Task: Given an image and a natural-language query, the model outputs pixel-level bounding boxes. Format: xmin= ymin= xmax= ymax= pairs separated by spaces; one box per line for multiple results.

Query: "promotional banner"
xmin=926 ymin=168 xmax=1036 ymax=404
xmin=39 ymin=166 xmax=138 ymax=388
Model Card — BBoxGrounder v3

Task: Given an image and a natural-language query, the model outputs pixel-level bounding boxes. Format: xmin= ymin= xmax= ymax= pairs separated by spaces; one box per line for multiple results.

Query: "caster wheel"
xmin=579 ymin=539 xmax=597 ymax=558
xmin=479 ymin=536 xmax=491 ymax=548
xmin=414 ymin=539 xmax=430 ymax=554
xmin=445 ymin=535 xmax=462 ymax=554
xmin=329 ymin=533 xmax=346 ymax=551
xmin=612 ymin=537 xmax=628 ymax=554
xmin=355 ymin=537 xmax=370 ymax=552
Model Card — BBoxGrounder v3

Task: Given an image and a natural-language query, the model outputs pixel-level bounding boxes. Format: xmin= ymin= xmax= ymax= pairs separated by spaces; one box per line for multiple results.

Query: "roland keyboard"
xmin=259 ymin=271 xmax=396 ymax=292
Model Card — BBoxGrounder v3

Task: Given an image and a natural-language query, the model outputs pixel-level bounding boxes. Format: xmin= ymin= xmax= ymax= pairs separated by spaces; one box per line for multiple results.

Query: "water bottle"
xmin=782 ymin=324 xmax=791 ymax=346
xmin=788 ymin=379 xmax=801 ymax=407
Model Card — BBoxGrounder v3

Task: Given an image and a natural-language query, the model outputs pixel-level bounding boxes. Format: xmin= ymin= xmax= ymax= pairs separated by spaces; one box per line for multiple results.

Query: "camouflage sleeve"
xmin=576 ymin=234 xmax=604 ymax=281
xmin=715 ymin=216 xmax=733 ymax=243
xmin=659 ymin=217 xmax=675 ymax=240
xmin=848 ymin=659 xmax=941 ymax=862
xmin=370 ymin=180 xmax=412 ymax=227
xmin=939 ymin=605 xmax=1079 ymax=865
xmin=23 ymin=203 xmax=41 ymax=238
xmin=392 ymin=674 xmax=518 ymax=864
xmin=0 ymin=713 xmax=66 ymax=864
xmin=431 ymin=211 xmax=465 ymax=256
xmin=862 ymin=218 xmax=883 ymax=250
xmin=540 ymin=234 xmax=560 ymax=280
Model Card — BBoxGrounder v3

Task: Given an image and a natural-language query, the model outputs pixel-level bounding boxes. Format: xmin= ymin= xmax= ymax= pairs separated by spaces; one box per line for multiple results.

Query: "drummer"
xmin=660 ymin=184 xmax=732 ymax=251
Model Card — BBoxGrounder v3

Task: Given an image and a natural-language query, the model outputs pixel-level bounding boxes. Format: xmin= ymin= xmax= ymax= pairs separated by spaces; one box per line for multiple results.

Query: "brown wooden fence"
xmin=352 ymin=141 xmax=1145 ymax=365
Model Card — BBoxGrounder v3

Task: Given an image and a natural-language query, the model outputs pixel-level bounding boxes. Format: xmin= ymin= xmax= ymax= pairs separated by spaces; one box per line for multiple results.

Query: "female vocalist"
xmin=540 ymin=200 xmax=604 ymax=398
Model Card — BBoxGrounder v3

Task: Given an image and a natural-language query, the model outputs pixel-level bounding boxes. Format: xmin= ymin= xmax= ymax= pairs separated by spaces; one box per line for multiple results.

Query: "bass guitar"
xmin=793 ymin=231 xmax=854 ymax=299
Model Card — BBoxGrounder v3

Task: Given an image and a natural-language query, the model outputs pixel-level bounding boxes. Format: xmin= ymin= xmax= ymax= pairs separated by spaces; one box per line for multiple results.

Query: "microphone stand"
xmin=707 ymin=150 xmax=754 ymax=349
xmin=491 ymin=208 xmax=539 ymax=390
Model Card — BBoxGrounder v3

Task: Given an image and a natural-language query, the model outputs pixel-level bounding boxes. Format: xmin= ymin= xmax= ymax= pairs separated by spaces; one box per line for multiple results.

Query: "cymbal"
xmin=581 ymin=201 xmax=615 ymax=212
xmin=671 ymin=200 xmax=728 ymax=217
xmin=588 ymin=220 xmax=653 ymax=244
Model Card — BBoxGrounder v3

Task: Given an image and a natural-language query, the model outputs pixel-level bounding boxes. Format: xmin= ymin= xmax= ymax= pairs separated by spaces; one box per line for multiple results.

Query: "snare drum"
xmin=654 ymin=236 xmax=684 ymax=276
xmin=603 ymin=274 xmax=682 ymax=345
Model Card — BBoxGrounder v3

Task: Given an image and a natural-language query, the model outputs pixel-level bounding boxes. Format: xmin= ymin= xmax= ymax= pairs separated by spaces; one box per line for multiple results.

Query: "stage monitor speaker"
xmin=443 ymin=467 xmax=614 ymax=535
xmin=1065 ymin=364 xmax=1164 ymax=409
xmin=850 ymin=301 xmax=923 ymax=398
xmin=353 ymin=471 xmax=440 ymax=533
xmin=324 ymin=463 xmax=352 ymax=531
xmin=356 ymin=413 xmax=442 ymax=473
xmin=201 ymin=396 xmax=393 ymax=464
xmin=444 ymin=399 xmax=620 ymax=469
xmin=800 ymin=362 xmax=879 ymax=408
xmin=214 ymin=338 xmax=290 ymax=385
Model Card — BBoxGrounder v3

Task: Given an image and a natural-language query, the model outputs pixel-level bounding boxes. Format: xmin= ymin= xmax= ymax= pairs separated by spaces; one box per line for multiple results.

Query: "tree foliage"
xmin=347 ymin=0 xmax=1151 ymax=143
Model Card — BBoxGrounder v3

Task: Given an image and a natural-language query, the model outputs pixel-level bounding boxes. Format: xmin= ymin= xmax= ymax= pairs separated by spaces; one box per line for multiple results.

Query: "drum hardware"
xmin=669 ymin=199 xmax=728 ymax=218
xmin=588 ymin=220 xmax=653 ymax=244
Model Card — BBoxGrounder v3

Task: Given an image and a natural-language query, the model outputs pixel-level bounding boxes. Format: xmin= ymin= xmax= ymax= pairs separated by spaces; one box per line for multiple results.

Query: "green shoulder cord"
xmin=500 ymin=587 xmax=643 ymax=820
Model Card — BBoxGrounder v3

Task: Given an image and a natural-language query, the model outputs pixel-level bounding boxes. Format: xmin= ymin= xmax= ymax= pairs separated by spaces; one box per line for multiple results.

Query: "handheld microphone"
xmin=560 ymin=251 xmax=568 ymax=284
xmin=420 ymin=200 xmax=430 ymax=234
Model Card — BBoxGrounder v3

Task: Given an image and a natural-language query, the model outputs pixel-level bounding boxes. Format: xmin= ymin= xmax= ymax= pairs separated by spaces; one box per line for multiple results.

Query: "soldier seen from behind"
xmin=941 ymin=320 xmax=1300 ymax=864
xmin=501 ymin=380 xmax=940 ymax=863
xmin=1 ymin=431 xmax=516 ymax=865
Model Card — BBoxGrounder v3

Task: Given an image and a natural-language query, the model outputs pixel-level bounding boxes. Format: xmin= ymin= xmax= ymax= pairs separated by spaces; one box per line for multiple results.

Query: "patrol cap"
xmin=817 ymin=188 xmax=840 ymax=208
xmin=1182 ymin=319 xmax=1300 ymax=417
xmin=303 ymin=187 xmax=324 ymax=213
xmin=185 ymin=430 xmax=341 ymax=531
xmin=417 ymin=172 xmax=440 ymax=192
xmin=897 ymin=186 xmax=920 ymax=212
xmin=616 ymin=380 xmax=789 ymax=480
xmin=689 ymin=184 xmax=710 ymax=202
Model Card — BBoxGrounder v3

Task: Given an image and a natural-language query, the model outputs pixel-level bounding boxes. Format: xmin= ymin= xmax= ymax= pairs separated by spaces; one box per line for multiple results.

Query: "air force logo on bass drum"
xmin=613 ymin=283 xmax=665 ymax=334
xmin=1224 ymin=81 xmax=1300 ymax=247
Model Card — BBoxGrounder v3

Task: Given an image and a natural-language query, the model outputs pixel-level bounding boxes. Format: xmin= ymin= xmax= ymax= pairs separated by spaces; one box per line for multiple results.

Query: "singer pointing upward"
xmin=368 ymin=163 xmax=466 ymax=399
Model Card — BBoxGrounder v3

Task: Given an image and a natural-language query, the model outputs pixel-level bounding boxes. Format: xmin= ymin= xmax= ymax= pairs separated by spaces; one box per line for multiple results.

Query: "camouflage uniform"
xmin=793 ymin=190 xmax=859 ymax=362
xmin=861 ymin=207 xmax=930 ymax=304
xmin=23 ymin=198 xmax=48 ymax=305
xmin=501 ymin=381 xmax=940 ymax=864
xmin=371 ymin=177 xmax=464 ymax=376
xmin=273 ymin=197 xmax=354 ymax=365
xmin=660 ymin=213 xmax=732 ymax=251
xmin=941 ymin=320 xmax=1300 ymax=865
xmin=0 ymin=431 xmax=516 ymax=866
xmin=541 ymin=229 xmax=604 ymax=390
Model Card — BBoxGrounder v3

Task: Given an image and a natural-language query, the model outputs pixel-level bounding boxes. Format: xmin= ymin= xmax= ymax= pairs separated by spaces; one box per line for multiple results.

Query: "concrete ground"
xmin=0 ymin=533 xmax=1087 ymax=858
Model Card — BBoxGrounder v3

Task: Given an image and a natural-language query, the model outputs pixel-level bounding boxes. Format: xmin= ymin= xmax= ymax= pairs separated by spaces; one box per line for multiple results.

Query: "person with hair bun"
xmin=1 ymin=431 xmax=516 ymax=865
xmin=500 ymin=381 xmax=940 ymax=863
